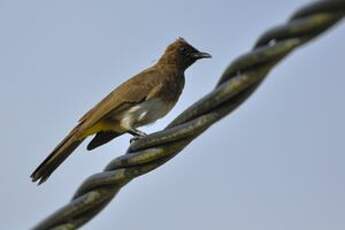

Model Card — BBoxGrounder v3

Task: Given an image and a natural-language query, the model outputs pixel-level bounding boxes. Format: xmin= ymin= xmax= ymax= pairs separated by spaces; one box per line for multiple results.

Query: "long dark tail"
xmin=31 ymin=129 xmax=85 ymax=185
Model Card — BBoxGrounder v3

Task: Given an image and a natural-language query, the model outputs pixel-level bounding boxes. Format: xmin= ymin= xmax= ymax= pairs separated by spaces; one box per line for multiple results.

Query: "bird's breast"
xmin=119 ymin=98 xmax=174 ymax=129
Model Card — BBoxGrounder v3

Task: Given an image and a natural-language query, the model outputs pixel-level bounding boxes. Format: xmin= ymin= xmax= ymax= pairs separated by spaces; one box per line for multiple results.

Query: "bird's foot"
xmin=128 ymin=128 xmax=147 ymax=143
xmin=130 ymin=135 xmax=145 ymax=143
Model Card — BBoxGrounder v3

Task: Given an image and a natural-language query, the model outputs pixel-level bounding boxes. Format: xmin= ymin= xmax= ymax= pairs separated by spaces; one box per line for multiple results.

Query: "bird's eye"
xmin=179 ymin=47 xmax=187 ymax=54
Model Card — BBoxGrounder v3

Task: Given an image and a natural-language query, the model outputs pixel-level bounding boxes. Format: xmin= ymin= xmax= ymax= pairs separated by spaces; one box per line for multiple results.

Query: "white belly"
xmin=119 ymin=99 xmax=173 ymax=130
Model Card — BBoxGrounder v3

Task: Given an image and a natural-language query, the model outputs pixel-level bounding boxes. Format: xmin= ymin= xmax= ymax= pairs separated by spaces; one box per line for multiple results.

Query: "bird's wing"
xmin=79 ymin=67 xmax=161 ymax=129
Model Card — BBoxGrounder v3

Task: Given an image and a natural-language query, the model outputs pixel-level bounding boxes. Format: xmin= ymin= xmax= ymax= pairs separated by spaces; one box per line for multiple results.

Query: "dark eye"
xmin=179 ymin=47 xmax=188 ymax=54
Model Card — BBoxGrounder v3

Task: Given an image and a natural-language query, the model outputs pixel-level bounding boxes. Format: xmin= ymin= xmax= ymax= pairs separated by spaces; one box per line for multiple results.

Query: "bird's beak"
xmin=192 ymin=51 xmax=212 ymax=59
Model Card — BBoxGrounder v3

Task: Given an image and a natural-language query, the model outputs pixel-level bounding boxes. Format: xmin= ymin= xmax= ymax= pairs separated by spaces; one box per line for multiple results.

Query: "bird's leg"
xmin=128 ymin=128 xmax=147 ymax=137
xmin=128 ymin=128 xmax=147 ymax=143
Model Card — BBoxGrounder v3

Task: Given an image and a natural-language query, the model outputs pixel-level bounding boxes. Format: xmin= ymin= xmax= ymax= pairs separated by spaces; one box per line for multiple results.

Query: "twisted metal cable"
xmin=33 ymin=1 xmax=345 ymax=229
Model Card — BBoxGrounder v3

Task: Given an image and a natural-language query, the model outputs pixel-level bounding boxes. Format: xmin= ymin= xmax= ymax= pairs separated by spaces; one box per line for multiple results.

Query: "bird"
xmin=31 ymin=37 xmax=211 ymax=184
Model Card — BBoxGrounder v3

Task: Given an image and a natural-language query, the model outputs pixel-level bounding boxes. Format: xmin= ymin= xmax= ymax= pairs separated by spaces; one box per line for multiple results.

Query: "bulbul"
xmin=31 ymin=37 xmax=211 ymax=184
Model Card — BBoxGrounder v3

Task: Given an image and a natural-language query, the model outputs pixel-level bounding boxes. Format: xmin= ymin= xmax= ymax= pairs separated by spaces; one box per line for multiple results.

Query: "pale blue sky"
xmin=0 ymin=0 xmax=344 ymax=229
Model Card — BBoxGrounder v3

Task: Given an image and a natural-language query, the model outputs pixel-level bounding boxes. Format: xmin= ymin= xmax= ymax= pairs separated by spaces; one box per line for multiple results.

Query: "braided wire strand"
xmin=33 ymin=1 xmax=345 ymax=229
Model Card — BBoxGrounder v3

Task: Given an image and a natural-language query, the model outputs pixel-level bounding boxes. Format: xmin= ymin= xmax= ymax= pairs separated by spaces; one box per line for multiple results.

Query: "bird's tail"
xmin=31 ymin=128 xmax=85 ymax=185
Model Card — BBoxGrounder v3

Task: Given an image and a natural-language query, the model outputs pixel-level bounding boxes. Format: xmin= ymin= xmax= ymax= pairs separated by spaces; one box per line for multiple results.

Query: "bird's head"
xmin=158 ymin=37 xmax=211 ymax=70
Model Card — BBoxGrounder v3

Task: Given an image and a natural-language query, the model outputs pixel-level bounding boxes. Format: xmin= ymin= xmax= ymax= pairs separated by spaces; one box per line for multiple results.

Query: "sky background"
xmin=1 ymin=0 xmax=345 ymax=229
